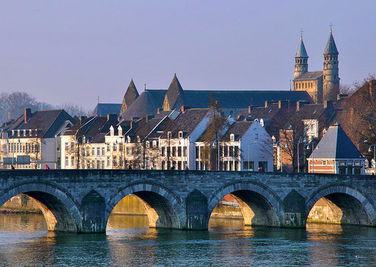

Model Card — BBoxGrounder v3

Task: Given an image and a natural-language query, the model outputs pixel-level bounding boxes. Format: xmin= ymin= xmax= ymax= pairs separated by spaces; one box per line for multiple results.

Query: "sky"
xmin=0 ymin=1 xmax=375 ymax=111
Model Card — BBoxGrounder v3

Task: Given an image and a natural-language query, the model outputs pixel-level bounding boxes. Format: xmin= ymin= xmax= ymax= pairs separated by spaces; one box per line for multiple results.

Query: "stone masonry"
xmin=0 ymin=170 xmax=375 ymax=232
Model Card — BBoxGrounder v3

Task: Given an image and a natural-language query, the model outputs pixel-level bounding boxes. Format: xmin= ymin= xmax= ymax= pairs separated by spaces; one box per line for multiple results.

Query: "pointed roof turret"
xmin=295 ymin=36 xmax=308 ymax=58
xmin=120 ymin=79 xmax=139 ymax=114
xmin=162 ymin=73 xmax=185 ymax=111
xmin=310 ymin=124 xmax=362 ymax=159
xmin=324 ymin=31 xmax=339 ymax=55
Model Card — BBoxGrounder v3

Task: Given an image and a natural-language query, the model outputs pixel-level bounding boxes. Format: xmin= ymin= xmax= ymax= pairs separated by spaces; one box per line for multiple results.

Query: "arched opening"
xmin=208 ymin=189 xmax=281 ymax=230
xmin=0 ymin=188 xmax=79 ymax=232
xmin=106 ymin=185 xmax=183 ymax=231
xmin=307 ymin=193 xmax=372 ymax=226
xmin=107 ymin=194 xmax=149 ymax=230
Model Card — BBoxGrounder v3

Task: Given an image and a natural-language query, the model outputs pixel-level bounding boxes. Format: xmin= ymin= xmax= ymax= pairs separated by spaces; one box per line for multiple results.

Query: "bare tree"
xmin=200 ymin=95 xmax=228 ymax=170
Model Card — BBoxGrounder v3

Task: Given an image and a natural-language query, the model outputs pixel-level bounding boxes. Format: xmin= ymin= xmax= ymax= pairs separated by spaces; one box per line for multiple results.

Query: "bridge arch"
xmin=306 ymin=185 xmax=376 ymax=226
xmin=0 ymin=183 xmax=82 ymax=232
xmin=208 ymin=181 xmax=283 ymax=227
xmin=106 ymin=182 xmax=185 ymax=229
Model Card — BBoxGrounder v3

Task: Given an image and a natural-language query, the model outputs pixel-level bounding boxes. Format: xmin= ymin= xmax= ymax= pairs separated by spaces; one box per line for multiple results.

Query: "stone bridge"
xmin=0 ymin=170 xmax=376 ymax=233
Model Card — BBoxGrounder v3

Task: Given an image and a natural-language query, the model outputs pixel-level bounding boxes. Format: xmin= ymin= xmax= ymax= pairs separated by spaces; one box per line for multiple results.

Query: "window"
xmin=162 ymin=161 xmax=165 ymax=170
xmin=234 ymin=146 xmax=239 ymax=157
xmin=101 ymin=147 xmax=105 ymax=156
xmin=162 ymin=147 xmax=165 ymax=156
xmin=229 ymin=146 xmax=234 ymax=157
xmin=119 ymin=143 xmax=123 ymax=151
xmin=107 ymin=144 xmax=110 ymax=152
xmin=65 ymin=142 xmax=69 ymax=151
xmin=183 ymin=147 xmax=187 ymax=157
xmin=107 ymin=157 xmax=110 ymax=167
xmin=97 ymin=147 xmax=100 ymax=156
xmin=178 ymin=161 xmax=182 ymax=170
xmin=195 ymin=147 xmax=199 ymax=159
xmin=322 ymin=160 xmax=327 ymax=165
xmin=113 ymin=156 xmax=117 ymax=167
xmin=113 ymin=144 xmax=117 ymax=152
xmin=71 ymin=156 xmax=74 ymax=167
xmin=243 ymin=161 xmax=254 ymax=171
xmin=71 ymin=142 xmax=74 ymax=151
xmin=92 ymin=147 xmax=95 ymax=156
xmin=65 ymin=156 xmax=68 ymax=167
xmin=96 ymin=160 xmax=100 ymax=169
xmin=152 ymin=140 xmax=157 ymax=147
xmin=172 ymin=147 xmax=176 ymax=157
xmin=167 ymin=132 xmax=172 ymax=139
xmin=258 ymin=161 xmax=267 ymax=172
xmin=230 ymin=134 xmax=235 ymax=142
xmin=178 ymin=147 xmax=182 ymax=157
xmin=178 ymin=131 xmax=183 ymax=138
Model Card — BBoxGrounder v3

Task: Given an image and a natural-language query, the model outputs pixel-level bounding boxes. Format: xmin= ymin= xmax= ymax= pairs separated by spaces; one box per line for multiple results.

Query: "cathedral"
xmin=293 ymin=30 xmax=340 ymax=104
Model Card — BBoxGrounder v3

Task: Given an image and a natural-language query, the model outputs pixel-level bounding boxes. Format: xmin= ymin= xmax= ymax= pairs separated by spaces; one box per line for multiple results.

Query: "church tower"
xmin=294 ymin=36 xmax=309 ymax=79
xmin=323 ymin=30 xmax=340 ymax=102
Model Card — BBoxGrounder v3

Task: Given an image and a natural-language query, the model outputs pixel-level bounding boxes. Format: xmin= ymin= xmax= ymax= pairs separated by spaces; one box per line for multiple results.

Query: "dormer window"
xmin=117 ymin=126 xmax=122 ymax=136
xmin=17 ymin=130 xmax=20 ymax=137
xmin=152 ymin=140 xmax=157 ymax=147
xmin=23 ymin=129 xmax=26 ymax=136
xmin=137 ymin=136 xmax=140 ymax=143
xmin=167 ymin=131 xmax=172 ymax=139
xmin=127 ymin=136 xmax=131 ymax=143
xmin=29 ymin=129 xmax=32 ymax=136
xmin=178 ymin=131 xmax=183 ymax=138
xmin=11 ymin=130 xmax=14 ymax=136
xmin=109 ymin=126 xmax=114 ymax=136
xmin=230 ymin=134 xmax=235 ymax=142
xmin=146 ymin=141 xmax=150 ymax=148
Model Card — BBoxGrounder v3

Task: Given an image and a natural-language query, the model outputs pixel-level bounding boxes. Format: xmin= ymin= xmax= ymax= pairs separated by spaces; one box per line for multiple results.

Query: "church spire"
xmin=323 ymin=30 xmax=340 ymax=102
xmin=294 ymin=36 xmax=309 ymax=79
xmin=324 ymin=30 xmax=339 ymax=55
xmin=120 ymin=79 xmax=139 ymax=115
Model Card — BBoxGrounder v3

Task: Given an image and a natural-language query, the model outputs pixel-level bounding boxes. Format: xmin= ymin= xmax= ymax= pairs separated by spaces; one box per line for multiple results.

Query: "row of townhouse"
xmin=0 ymin=107 xmax=273 ymax=171
xmin=59 ymin=107 xmax=273 ymax=171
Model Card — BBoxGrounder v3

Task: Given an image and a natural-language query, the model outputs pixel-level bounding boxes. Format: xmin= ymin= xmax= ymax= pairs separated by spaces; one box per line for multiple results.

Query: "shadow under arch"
xmin=0 ymin=183 xmax=82 ymax=232
xmin=106 ymin=183 xmax=184 ymax=229
xmin=208 ymin=182 xmax=283 ymax=227
xmin=81 ymin=190 xmax=106 ymax=233
xmin=306 ymin=185 xmax=376 ymax=226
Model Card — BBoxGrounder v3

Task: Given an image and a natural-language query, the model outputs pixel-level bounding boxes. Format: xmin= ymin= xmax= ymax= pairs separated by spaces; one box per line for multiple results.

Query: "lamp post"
xmin=369 ymin=144 xmax=376 ymax=172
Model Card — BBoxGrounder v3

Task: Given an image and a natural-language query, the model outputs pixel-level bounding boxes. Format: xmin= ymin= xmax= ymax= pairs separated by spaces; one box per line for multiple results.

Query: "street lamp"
xmin=368 ymin=144 xmax=376 ymax=171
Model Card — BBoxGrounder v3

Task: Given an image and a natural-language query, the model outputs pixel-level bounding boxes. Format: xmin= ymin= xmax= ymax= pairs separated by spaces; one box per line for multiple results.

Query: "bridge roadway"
xmin=0 ymin=170 xmax=375 ymax=232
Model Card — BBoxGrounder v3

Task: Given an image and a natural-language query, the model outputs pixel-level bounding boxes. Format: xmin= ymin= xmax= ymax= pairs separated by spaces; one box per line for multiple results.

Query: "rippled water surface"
xmin=0 ymin=213 xmax=376 ymax=266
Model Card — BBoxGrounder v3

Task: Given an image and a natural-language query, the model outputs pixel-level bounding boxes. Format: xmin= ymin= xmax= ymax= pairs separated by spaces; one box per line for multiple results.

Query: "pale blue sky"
xmin=0 ymin=1 xmax=375 ymax=109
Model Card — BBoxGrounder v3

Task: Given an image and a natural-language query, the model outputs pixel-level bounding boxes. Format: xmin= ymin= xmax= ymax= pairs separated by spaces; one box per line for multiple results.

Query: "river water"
xmin=0 ymin=213 xmax=375 ymax=266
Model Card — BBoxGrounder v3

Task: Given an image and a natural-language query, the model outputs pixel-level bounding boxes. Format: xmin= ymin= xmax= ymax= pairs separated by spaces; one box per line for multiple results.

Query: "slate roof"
xmin=92 ymin=103 xmax=122 ymax=116
xmin=296 ymin=37 xmax=308 ymax=58
xmin=120 ymin=90 xmax=167 ymax=120
xmin=309 ymin=125 xmax=363 ymax=159
xmin=294 ymin=71 xmax=323 ymax=81
xmin=120 ymin=79 xmax=139 ymax=114
xmin=125 ymin=115 xmax=170 ymax=141
xmin=64 ymin=115 xmax=118 ymax=143
xmin=221 ymin=121 xmax=253 ymax=141
xmin=8 ymin=110 xmax=74 ymax=138
xmin=298 ymin=103 xmax=335 ymax=120
xmin=161 ymin=108 xmax=209 ymax=139
xmin=163 ymin=74 xmax=185 ymax=110
xmin=324 ymin=31 xmax=339 ymax=55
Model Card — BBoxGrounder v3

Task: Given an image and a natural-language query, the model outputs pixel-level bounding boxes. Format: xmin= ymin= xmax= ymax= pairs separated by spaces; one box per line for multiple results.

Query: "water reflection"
xmin=0 ymin=213 xmax=375 ymax=266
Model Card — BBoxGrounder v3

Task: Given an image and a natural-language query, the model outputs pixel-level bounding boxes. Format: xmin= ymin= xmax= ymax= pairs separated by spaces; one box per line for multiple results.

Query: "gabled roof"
xmin=221 ymin=121 xmax=253 ymax=141
xmin=294 ymin=71 xmax=323 ymax=81
xmin=163 ymin=74 xmax=185 ymax=111
xmin=64 ymin=115 xmax=118 ymax=143
xmin=296 ymin=37 xmax=308 ymax=58
xmin=120 ymin=89 xmax=167 ymax=120
xmin=92 ymin=103 xmax=122 ymax=116
xmin=310 ymin=125 xmax=363 ymax=159
xmin=9 ymin=110 xmax=74 ymax=138
xmin=324 ymin=31 xmax=339 ymax=55
xmin=120 ymin=79 xmax=139 ymax=114
xmin=161 ymin=108 xmax=209 ymax=138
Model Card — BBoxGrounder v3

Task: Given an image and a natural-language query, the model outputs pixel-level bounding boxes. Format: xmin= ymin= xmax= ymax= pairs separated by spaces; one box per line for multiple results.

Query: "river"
xmin=0 ymin=213 xmax=375 ymax=266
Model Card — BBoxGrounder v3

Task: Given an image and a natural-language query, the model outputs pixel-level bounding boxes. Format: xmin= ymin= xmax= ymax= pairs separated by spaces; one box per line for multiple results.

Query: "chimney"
xmin=264 ymin=101 xmax=268 ymax=108
xmin=296 ymin=101 xmax=300 ymax=112
xmin=324 ymin=100 xmax=332 ymax=109
xmin=369 ymin=80 xmax=376 ymax=97
xmin=248 ymin=105 xmax=252 ymax=114
xmin=180 ymin=106 xmax=185 ymax=113
xmin=107 ymin=113 xmax=117 ymax=121
xmin=157 ymin=108 xmax=161 ymax=114
xmin=337 ymin=93 xmax=341 ymax=101
xmin=278 ymin=100 xmax=288 ymax=109
xmin=24 ymin=108 xmax=31 ymax=124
